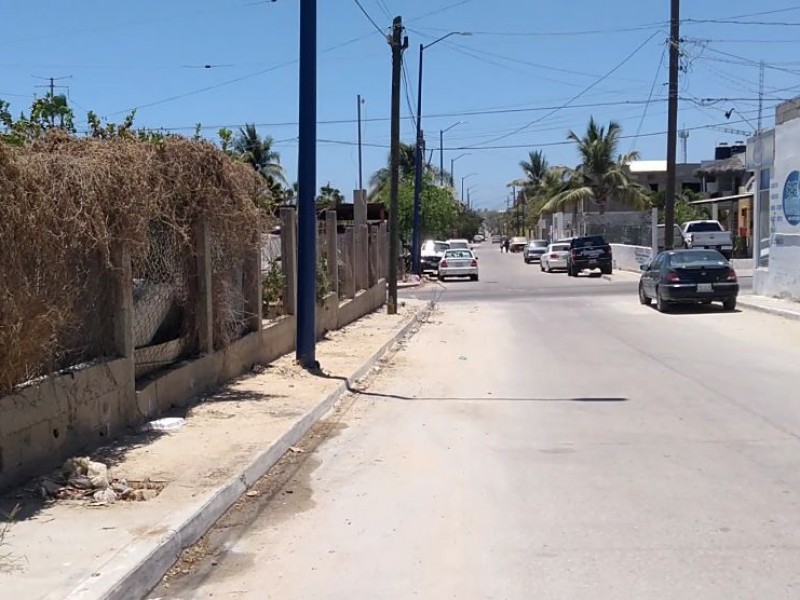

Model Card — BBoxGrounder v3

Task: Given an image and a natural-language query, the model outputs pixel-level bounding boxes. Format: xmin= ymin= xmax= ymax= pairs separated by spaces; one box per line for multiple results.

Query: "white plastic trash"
xmin=142 ymin=417 xmax=186 ymax=433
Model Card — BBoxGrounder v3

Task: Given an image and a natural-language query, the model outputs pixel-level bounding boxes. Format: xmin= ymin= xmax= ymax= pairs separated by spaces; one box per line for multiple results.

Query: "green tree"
xmin=233 ymin=123 xmax=286 ymax=185
xmin=316 ymin=182 xmax=344 ymax=210
xmin=542 ymin=117 xmax=650 ymax=215
xmin=1 ymin=93 xmax=77 ymax=144
xmin=651 ymin=189 xmax=710 ymax=225
xmin=376 ymin=173 xmax=459 ymax=240
xmin=368 ymin=142 xmax=451 ymax=200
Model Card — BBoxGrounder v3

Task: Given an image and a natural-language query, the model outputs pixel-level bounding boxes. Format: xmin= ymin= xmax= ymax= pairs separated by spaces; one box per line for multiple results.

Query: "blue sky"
xmin=3 ymin=0 xmax=800 ymax=209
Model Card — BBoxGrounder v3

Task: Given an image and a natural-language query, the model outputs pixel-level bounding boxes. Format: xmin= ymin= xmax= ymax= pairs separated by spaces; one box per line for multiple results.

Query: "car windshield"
xmin=444 ymin=250 xmax=473 ymax=259
xmin=572 ymin=236 xmax=606 ymax=248
xmin=433 ymin=242 xmax=449 ymax=253
xmin=529 ymin=240 xmax=547 ymax=248
xmin=668 ymin=250 xmax=728 ymax=267
xmin=551 ymin=244 xmax=570 ymax=252
xmin=449 ymin=241 xmax=469 ymax=249
xmin=686 ymin=221 xmax=723 ymax=232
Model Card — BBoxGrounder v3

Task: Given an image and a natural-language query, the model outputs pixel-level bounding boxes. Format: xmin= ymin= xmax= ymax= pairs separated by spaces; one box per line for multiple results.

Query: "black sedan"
xmin=638 ymin=249 xmax=739 ymax=312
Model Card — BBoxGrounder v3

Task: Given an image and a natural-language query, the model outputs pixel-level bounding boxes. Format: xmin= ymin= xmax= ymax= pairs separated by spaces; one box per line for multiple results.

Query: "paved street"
xmin=155 ymin=247 xmax=799 ymax=600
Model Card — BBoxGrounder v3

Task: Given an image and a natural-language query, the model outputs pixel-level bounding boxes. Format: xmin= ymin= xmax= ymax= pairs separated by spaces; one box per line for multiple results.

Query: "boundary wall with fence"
xmin=0 ymin=134 xmax=388 ymax=491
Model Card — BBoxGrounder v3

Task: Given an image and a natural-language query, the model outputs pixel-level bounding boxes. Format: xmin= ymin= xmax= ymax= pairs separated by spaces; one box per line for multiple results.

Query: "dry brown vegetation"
xmin=0 ymin=130 xmax=267 ymax=394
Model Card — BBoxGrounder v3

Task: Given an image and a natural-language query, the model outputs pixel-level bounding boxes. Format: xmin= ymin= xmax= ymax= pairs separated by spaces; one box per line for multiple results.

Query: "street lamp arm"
xmin=423 ymin=31 xmax=471 ymax=50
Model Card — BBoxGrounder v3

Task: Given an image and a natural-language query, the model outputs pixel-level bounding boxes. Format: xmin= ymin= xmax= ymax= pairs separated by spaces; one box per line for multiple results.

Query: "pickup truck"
xmin=566 ymin=235 xmax=613 ymax=276
xmin=681 ymin=220 xmax=733 ymax=258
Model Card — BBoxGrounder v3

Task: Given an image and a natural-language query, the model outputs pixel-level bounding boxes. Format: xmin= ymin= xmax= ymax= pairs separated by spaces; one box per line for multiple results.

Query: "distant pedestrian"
xmin=502 ymin=238 xmax=509 ymax=253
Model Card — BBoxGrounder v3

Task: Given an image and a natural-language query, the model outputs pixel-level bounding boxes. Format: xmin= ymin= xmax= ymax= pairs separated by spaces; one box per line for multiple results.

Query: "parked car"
xmin=438 ymin=248 xmax=479 ymax=281
xmin=638 ymin=249 xmax=738 ymax=312
xmin=419 ymin=240 xmax=450 ymax=273
xmin=566 ymin=235 xmax=613 ymax=276
xmin=509 ymin=236 xmax=528 ymax=253
xmin=491 ymin=235 xmax=502 ymax=244
xmin=681 ymin=220 xmax=734 ymax=258
xmin=446 ymin=238 xmax=471 ymax=251
xmin=523 ymin=240 xmax=548 ymax=264
xmin=540 ymin=242 xmax=571 ymax=272
xmin=473 ymin=234 xmax=485 ymax=243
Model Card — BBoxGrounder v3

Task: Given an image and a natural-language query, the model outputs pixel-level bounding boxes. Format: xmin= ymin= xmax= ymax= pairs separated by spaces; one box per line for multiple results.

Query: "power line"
xmin=400 ymin=57 xmax=418 ymax=130
xmin=103 ymin=30 xmax=380 ymax=117
xmin=406 ymin=0 xmax=475 ymax=24
xmin=414 ymin=21 xmax=667 ymax=37
xmin=352 ymin=0 xmax=388 ymax=38
xmin=374 ymin=0 xmax=392 ymax=19
xmin=267 ymin=112 xmax=773 ymax=151
xmin=684 ymin=18 xmax=800 ymax=27
xmin=630 ymin=39 xmax=668 ymax=152
xmin=473 ymin=29 xmax=663 ymax=147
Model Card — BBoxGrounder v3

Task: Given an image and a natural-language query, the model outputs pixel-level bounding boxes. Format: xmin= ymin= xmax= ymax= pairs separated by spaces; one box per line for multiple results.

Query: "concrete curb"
xmin=737 ymin=298 xmax=800 ymax=322
xmin=62 ymin=302 xmax=433 ymax=600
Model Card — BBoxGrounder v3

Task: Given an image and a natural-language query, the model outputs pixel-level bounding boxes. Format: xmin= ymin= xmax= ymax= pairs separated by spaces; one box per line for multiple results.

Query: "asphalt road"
xmin=156 ymin=249 xmax=796 ymax=600
xmin=400 ymin=243 xmax=753 ymax=304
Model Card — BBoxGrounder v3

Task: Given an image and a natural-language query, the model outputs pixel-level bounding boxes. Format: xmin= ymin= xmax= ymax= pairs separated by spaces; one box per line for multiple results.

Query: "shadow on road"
xmin=311 ymin=370 xmax=628 ymax=404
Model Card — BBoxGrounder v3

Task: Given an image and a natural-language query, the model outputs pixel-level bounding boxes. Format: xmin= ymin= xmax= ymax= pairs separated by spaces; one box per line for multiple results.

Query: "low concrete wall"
xmin=754 ymin=244 xmax=800 ymax=301
xmin=611 ymin=244 xmax=653 ymax=273
xmin=1 ymin=281 xmax=387 ymax=492
xmin=338 ymin=280 xmax=386 ymax=329
xmin=0 ymin=358 xmax=134 ymax=491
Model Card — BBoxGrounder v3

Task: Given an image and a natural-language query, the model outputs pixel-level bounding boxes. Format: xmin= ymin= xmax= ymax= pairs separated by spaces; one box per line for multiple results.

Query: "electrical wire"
xmin=103 ymin=30 xmax=381 ymax=117
xmin=401 ymin=57 xmax=418 ymax=130
xmin=352 ymin=0 xmax=388 ymax=38
xmin=406 ymin=0 xmax=475 ymax=24
xmin=473 ymin=30 xmax=663 ymax=147
xmin=415 ymin=21 xmax=667 ymax=37
xmin=374 ymin=0 xmax=392 ymax=19
xmin=629 ymin=40 xmax=668 ymax=152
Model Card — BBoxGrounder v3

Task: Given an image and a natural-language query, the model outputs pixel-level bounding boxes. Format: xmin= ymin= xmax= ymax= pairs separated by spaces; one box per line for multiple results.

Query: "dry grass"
xmin=0 ymin=131 xmax=267 ymax=394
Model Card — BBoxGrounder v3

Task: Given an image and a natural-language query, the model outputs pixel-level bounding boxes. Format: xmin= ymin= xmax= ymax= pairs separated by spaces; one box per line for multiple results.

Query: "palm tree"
xmin=519 ymin=150 xmax=549 ymax=192
xmin=368 ymin=142 xmax=450 ymax=200
xmin=542 ymin=117 xmax=650 ymax=216
xmin=234 ymin=123 xmax=286 ymax=185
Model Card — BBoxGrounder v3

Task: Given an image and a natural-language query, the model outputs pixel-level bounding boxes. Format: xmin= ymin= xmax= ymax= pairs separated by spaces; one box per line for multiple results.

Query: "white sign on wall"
xmin=773 ymin=117 xmax=800 ymax=234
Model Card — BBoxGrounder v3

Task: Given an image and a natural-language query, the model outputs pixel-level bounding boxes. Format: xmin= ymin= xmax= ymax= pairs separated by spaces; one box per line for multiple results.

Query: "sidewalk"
xmin=736 ymin=294 xmax=800 ymax=321
xmin=0 ymin=300 xmax=430 ymax=600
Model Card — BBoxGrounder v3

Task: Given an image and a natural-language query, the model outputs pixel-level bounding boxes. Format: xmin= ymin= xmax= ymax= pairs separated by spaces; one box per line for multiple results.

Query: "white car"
xmin=540 ymin=242 xmax=571 ymax=272
xmin=446 ymin=238 xmax=471 ymax=251
xmin=438 ymin=248 xmax=479 ymax=281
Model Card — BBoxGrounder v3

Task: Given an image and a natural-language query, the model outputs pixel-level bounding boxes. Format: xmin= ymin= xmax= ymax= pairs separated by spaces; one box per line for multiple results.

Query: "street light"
xmin=461 ymin=172 xmax=476 ymax=204
xmin=440 ymin=121 xmax=464 ymax=185
xmin=466 ymin=185 xmax=477 ymax=209
xmin=450 ymin=152 xmax=470 ymax=187
xmin=412 ymin=31 xmax=472 ymax=274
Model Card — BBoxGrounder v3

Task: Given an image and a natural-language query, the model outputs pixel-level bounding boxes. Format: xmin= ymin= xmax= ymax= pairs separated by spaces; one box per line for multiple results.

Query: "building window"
xmin=757 ymin=168 xmax=771 ymax=268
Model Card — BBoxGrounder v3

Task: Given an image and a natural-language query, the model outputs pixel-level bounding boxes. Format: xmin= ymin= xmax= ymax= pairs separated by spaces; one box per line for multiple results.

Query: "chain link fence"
xmin=132 ymin=222 xmax=195 ymax=379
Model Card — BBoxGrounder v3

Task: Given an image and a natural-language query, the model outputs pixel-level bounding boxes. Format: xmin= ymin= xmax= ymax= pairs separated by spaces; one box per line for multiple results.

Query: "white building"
xmin=749 ymin=98 xmax=800 ymax=301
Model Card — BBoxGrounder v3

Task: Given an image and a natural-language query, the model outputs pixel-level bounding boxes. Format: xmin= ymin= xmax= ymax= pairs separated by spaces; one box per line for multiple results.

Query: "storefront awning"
xmin=689 ymin=193 xmax=753 ymax=206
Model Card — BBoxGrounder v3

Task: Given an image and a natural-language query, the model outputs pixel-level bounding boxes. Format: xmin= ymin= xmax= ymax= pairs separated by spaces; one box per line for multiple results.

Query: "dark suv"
xmin=566 ymin=235 xmax=613 ymax=276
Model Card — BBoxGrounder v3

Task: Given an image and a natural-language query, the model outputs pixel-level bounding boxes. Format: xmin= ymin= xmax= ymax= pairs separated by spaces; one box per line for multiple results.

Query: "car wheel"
xmin=638 ymin=282 xmax=651 ymax=306
xmin=601 ymin=266 xmax=612 ymax=275
xmin=471 ymin=274 xmax=479 ymax=282
xmin=722 ymin=298 xmax=737 ymax=311
xmin=540 ymin=262 xmax=545 ymax=272
xmin=438 ymin=275 xmax=445 ymax=282
xmin=656 ymin=288 xmax=670 ymax=313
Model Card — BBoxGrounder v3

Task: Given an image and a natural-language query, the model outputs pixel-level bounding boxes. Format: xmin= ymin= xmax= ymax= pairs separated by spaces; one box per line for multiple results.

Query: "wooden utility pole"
xmin=664 ymin=0 xmax=680 ymax=250
xmin=387 ymin=16 xmax=407 ymax=314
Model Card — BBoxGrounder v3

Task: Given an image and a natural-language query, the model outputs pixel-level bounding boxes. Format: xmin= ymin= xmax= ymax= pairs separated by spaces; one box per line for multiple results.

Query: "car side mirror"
xmin=640 ymin=263 xmax=649 ymax=271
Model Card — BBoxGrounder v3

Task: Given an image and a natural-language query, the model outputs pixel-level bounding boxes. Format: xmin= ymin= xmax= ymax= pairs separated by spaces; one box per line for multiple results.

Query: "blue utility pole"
xmin=296 ymin=0 xmax=317 ymax=368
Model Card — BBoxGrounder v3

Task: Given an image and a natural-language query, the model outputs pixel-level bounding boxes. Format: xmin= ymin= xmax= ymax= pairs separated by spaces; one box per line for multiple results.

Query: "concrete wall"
xmin=611 ymin=244 xmax=653 ymax=272
xmin=0 ymin=358 xmax=134 ymax=491
xmin=0 ymin=281 xmax=387 ymax=492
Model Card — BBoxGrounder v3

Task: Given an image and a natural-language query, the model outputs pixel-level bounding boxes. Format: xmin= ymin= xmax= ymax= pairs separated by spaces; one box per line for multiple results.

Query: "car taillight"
xmin=440 ymin=260 xmax=448 ymax=268
xmin=471 ymin=259 xmax=478 ymax=267
xmin=571 ymin=250 xmax=580 ymax=258
xmin=550 ymin=253 xmax=558 ymax=258
xmin=665 ymin=272 xmax=681 ymax=283
xmin=726 ymin=269 xmax=737 ymax=281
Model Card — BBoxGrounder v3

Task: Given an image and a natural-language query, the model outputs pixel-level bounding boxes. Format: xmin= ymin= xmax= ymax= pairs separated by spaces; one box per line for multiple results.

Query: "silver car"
xmin=438 ymin=248 xmax=479 ymax=281
xmin=523 ymin=240 xmax=548 ymax=263
xmin=540 ymin=242 xmax=571 ymax=272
